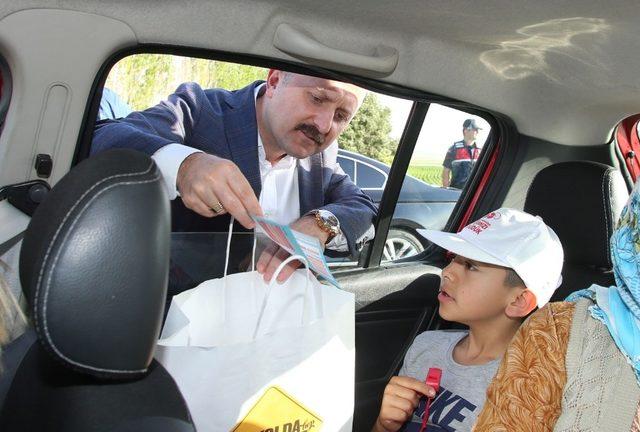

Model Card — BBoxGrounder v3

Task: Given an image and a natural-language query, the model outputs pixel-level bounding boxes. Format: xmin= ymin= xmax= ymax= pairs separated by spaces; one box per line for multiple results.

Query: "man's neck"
xmin=255 ymin=95 xmax=287 ymax=165
xmin=463 ymin=138 xmax=476 ymax=146
xmin=453 ymin=318 xmax=521 ymax=366
xmin=261 ymin=136 xmax=287 ymax=165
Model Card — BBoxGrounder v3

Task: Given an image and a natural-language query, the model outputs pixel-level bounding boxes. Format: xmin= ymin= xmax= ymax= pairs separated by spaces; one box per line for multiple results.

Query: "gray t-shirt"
xmin=398 ymin=330 xmax=500 ymax=432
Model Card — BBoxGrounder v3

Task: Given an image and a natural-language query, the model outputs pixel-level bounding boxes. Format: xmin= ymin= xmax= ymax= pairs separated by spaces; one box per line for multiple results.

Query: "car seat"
xmin=0 ymin=149 xmax=194 ymax=432
xmin=524 ymin=160 xmax=629 ymax=301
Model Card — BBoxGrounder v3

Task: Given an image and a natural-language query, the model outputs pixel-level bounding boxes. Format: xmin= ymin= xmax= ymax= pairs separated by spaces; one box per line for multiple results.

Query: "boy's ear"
xmin=505 ymin=289 xmax=537 ymax=318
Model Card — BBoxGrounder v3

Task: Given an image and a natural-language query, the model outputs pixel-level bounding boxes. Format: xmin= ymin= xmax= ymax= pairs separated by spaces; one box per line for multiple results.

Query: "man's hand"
xmin=256 ymin=215 xmax=329 ymax=283
xmin=176 ymin=152 xmax=263 ymax=228
xmin=372 ymin=376 xmax=436 ymax=432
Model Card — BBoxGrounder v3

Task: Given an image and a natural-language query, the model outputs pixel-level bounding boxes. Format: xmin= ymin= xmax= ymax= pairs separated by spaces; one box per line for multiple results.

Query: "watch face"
xmin=326 ymin=214 xmax=339 ymax=227
xmin=315 ymin=211 xmax=339 ymax=237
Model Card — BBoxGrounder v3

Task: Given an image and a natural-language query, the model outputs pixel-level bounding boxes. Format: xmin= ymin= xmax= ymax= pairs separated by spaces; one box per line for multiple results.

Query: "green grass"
xmin=407 ymin=165 xmax=443 ymax=185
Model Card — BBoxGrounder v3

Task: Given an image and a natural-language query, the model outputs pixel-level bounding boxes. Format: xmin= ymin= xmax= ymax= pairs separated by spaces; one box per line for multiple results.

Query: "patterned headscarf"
xmin=611 ymin=182 xmax=640 ymax=320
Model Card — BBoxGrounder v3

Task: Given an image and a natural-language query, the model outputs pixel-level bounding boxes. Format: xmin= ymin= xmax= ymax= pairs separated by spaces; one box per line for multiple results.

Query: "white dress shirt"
xmin=151 ymin=84 xmax=348 ymax=251
xmin=256 ymin=138 xmax=299 ymax=225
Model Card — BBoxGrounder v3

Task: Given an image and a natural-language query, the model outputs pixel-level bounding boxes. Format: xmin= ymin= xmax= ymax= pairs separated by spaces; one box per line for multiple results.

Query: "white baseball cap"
xmin=420 ymin=208 xmax=564 ymax=308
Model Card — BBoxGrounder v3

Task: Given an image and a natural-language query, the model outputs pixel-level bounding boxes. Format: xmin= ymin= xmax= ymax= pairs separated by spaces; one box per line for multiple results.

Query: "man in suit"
xmin=92 ymin=70 xmax=378 ymax=283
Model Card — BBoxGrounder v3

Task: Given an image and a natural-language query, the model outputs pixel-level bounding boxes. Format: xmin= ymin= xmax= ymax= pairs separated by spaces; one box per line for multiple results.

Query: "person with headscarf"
xmin=473 ymin=180 xmax=640 ymax=431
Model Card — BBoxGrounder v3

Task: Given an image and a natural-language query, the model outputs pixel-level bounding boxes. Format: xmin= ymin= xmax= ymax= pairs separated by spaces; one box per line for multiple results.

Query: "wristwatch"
xmin=311 ymin=210 xmax=341 ymax=243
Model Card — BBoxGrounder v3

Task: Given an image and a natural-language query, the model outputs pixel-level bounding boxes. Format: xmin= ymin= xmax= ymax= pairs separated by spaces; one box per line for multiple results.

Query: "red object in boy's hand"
xmin=425 ymin=368 xmax=442 ymax=392
xmin=419 ymin=368 xmax=442 ymax=432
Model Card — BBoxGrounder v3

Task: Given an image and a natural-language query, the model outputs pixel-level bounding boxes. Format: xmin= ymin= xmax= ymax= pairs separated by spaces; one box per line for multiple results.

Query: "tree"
xmin=339 ymin=93 xmax=397 ymax=164
xmin=105 ymin=55 xmax=398 ymax=163
xmin=213 ymin=62 xmax=267 ymax=90
xmin=106 ymin=55 xmax=267 ymax=110
xmin=105 ymin=54 xmax=174 ymax=111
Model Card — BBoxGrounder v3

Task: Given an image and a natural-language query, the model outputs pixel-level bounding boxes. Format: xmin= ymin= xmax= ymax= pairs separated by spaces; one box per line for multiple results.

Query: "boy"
xmin=372 ymin=208 xmax=564 ymax=432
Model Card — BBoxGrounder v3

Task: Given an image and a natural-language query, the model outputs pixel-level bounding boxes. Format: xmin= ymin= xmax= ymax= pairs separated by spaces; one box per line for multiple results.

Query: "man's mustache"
xmin=295 ymin=123 xmax=325 ymax=145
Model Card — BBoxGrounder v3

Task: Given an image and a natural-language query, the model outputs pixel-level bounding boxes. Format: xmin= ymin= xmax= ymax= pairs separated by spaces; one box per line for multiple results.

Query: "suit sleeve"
xmin=91 ymin=82 xmax=209 ymax=156
xmin=320 ymin=166 xmax=378 ymax=257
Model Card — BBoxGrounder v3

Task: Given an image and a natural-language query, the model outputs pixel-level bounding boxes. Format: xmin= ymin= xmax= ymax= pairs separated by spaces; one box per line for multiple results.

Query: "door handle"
xmin=273 ymin=23 xmax=399 ymax=77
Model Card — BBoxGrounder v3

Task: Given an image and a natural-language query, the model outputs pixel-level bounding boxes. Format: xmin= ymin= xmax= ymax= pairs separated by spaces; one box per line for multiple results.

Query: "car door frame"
xmin=74 ymin=47 xmax=511 ymax=431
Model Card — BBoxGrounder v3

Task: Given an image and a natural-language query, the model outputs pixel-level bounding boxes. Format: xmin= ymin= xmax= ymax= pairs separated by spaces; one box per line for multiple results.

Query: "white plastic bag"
xmin=156 ymin=228 xmax=355 ymax=432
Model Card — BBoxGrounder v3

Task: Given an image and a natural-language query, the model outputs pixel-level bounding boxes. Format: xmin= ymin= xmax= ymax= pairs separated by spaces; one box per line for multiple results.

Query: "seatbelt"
xmin=0 ymin=232 xmax=23 ymax=257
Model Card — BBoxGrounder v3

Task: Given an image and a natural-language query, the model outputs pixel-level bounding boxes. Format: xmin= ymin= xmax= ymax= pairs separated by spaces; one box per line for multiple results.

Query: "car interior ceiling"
xmin=0 ymin=11 xmax=637 ymax=430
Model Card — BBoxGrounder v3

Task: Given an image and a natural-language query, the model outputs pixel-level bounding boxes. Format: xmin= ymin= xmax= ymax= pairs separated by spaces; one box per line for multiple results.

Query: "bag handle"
xmin=219 ymin=217 xmax=324 ymax=337
xmin=252 ymin=254 xmax=324 ymax=340
xmin=222 ymin=217 xmax=257 ymax=277
xmin=279 ymin=255 xmax=324 ymax=325
xmin=217 ymin=217 xmax=257 ymax=322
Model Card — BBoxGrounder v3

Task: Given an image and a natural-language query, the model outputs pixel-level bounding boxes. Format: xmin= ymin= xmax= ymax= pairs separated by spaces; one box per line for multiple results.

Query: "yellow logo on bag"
xmin=232 ymin=386 xmax=322 ymax=432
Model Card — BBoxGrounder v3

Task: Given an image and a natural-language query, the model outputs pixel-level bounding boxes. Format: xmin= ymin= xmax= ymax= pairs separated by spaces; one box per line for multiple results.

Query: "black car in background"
xmin=337 ymin=149 xmax=461 ymax=261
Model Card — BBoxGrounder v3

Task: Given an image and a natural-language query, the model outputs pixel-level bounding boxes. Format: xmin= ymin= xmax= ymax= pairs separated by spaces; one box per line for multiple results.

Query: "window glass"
xmin=92 ymin=54 xmax=491 ymax=273
xmin=357 ymin=163 xmax=386 ymax=189
xmin=381 ymin=104 xmax=491 ymax=262
xmin=337 ymin=156 xmax=355 ymax=180
xmin=93 ymin=54 xmax=415 ymax=276
xmin=102 ymin=54 xmax=268 ymax=113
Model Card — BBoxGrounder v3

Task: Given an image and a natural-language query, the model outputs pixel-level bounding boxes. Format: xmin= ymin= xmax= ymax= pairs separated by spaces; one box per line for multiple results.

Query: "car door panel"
xmin=335 ymin=264 xmax=443 ymax=431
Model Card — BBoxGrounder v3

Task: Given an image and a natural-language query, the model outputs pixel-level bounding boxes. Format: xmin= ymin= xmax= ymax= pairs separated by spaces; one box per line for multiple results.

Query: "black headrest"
xmin=19 ymin=149 xmax=170 ymax=379
xmin=524 ymin=161 xmax=628 ymax=269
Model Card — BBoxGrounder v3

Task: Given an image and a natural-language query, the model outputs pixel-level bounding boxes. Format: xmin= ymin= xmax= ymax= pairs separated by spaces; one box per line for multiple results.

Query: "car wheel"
xmin=383 ymin=228 xmax=425 ymax=262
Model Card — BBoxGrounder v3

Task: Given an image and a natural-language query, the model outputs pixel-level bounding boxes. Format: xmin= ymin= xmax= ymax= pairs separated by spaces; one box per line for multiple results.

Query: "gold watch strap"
xmin=313 ymin=211 xmax=337 ymax=241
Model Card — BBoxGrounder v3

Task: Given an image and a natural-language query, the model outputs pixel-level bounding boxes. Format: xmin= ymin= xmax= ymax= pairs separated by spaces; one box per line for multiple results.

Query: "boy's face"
xmin=438 ymin=254 xmax=523 ymax=325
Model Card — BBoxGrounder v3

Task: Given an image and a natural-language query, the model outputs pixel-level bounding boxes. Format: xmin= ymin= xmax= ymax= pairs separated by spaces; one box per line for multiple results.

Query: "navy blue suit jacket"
xmin=92 ymin=81 xmax=377 ymax=255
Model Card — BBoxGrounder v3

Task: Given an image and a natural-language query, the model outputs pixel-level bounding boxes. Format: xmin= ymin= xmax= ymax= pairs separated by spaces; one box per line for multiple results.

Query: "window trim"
xmin=337 ymin=154 xmax=358 ymax=183
xmin=361 ymin=101 xmax=428 ymax=267
xmin=356 ymin=160 xmax=387 ymax=190
xmin=338 ymin=154 xmax=388 ymax=191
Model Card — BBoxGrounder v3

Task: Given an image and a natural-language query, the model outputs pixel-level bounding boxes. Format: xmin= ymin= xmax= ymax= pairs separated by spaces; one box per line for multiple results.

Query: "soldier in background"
xmin=442 ymin=119 xmax=482 ymax=189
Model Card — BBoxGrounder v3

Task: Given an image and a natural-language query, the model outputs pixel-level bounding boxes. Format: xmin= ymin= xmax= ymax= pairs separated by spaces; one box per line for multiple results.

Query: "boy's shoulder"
xmin=414 ymin=329 xmax=467 ymax=342
xmin=408 ymin=329 xmax=467 ymax=355
xmin=402 ymin=330 xmax=468 ymax=377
